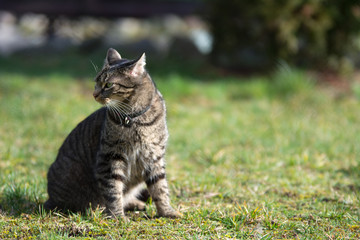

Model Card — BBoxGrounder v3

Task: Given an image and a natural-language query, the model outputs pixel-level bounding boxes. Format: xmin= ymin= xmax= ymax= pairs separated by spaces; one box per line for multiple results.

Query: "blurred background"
xmin=0 ymin=0 xmax=209 ymax=60
xmin=1 ymin=0 xmax=360 ymax=74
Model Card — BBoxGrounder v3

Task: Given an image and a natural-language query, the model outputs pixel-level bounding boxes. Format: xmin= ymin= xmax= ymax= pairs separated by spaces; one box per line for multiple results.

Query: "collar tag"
xmin=124 ymin=116 xmax=132 ymax=127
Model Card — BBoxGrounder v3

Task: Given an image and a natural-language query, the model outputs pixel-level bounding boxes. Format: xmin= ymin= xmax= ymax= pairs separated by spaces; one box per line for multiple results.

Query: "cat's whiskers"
xmin=112 ymin=105 xmax=126 ymax=119
xmin=105 ymin=99 xmax=133 ymax=124
xmin=90 ymin=60 xmax=99 ymax=73
xmin=108 ymin=105 xmax=125 ymax=124
xmin=116 ymin=104 xmax=131 ymax=115
xmin=108 ymin=106 xmax=119 ymax=121
xmin=114 ymin=99 xmax=132 ymax=112
xmin=113 ymin=108 xmax=125 ymax=124
xmin=110 ymin=99 xmax=133 ymax=113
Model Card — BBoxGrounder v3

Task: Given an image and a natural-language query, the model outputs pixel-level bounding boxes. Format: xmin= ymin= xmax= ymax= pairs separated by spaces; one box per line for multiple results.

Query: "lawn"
xmin=0 ymin=50 xmax=359 ymax=239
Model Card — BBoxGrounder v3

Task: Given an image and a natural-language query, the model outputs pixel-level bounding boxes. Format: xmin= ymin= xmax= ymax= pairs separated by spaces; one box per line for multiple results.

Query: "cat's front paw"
xmin=104 ymin=208 xmax=128 ymax=220
xmin=120 ymin=215 xmax=130 ymax=223
xmin=159 ymin=209 xmax=182 ymax=218
xmin=105 ymin=212 xmax=130 ymax=222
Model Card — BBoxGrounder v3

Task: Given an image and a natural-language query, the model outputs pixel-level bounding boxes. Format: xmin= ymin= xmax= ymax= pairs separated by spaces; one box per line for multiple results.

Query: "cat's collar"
xmin=121 ymin=104 xmax=151 ymax=127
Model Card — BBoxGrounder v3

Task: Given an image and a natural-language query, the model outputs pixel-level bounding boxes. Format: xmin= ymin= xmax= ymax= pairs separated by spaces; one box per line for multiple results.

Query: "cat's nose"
xmin=93 ymin=92 xmax=100 ymax=99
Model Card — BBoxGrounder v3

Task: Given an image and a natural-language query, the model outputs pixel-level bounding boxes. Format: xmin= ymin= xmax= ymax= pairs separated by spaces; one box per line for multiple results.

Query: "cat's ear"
xmin=105 ymin=48 xmax=121 ymax=66
xmin=130 ymin=53 xmax=146 ymax=78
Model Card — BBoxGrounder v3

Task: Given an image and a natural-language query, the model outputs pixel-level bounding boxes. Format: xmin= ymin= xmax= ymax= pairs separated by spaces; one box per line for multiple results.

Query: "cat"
xmin=44 ymin=48 xmax=181 ymax=220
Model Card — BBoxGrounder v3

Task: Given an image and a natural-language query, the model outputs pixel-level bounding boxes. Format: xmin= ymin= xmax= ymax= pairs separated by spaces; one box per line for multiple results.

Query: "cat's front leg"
xmin=144 ymin=160 xmax=181 ymax=218
xmin=95 ymin=152 xmax=128 ymax=219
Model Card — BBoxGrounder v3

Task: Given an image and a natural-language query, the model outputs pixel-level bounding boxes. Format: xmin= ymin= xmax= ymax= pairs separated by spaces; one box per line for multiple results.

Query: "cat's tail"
xmin=137 ymin=188 xmax=150 ymax=203
xmin=123 ymin=184 xmax=150 ymax=212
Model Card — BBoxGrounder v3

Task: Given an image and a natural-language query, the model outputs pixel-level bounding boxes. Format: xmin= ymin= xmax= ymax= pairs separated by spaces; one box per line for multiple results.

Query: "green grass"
xmin=0 ymin=51 xmax=359 ymax=239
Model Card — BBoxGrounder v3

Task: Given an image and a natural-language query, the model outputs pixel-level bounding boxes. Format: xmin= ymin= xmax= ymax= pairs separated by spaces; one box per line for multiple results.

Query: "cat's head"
xmin=93 ymin=48 xmax=153 ymax=117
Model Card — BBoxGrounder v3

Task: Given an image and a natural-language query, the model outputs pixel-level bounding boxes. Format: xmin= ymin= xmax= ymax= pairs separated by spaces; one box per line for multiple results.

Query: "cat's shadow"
xmin=0 ymin=191 xmax=42 ymax=217
xmin=0 ymin=187 xmax=163 ymax=221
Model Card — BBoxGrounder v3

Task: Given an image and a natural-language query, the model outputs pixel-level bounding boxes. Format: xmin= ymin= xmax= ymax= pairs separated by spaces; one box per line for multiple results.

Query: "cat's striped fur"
xmin=44 ymin=48 xmax=181 ymax=219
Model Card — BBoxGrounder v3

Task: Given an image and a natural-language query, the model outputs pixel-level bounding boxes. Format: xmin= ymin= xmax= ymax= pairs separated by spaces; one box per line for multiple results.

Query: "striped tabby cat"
xmin=44 ymin=48 xmax=181 ymax=219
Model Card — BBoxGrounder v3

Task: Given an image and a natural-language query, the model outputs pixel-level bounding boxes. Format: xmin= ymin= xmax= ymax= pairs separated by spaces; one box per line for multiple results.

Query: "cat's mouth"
xmin=94 ymin=96 xmax=110 ymax=105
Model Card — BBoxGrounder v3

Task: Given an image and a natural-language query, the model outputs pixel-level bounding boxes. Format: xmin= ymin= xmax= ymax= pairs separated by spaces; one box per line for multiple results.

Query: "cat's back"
xmin=45 ymin=108 xmax=106 ymax=211
xmin=57 ymin=107 xmax=106 ymax=163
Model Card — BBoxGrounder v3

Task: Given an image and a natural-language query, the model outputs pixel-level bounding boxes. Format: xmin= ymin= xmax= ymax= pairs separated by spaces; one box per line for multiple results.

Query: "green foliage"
xmin=269 ymin=61 xmax=315 ymax=98
xmin=352 ymin=81 xmax=360 ymax=100
xmin=208 ymin=0 xmax=360 ymax=71
xmin=0 ymin=52 xmax=360 ymax=238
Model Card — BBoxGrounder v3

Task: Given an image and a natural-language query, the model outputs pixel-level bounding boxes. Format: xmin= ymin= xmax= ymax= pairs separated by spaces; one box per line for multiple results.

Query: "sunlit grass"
xmin=0 ymin=52 xmax=359 ymax=238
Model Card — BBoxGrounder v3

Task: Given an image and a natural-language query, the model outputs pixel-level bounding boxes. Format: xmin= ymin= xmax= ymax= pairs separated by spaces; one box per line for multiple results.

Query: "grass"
xmin=0 ymin=50 xmax=359 ymax=239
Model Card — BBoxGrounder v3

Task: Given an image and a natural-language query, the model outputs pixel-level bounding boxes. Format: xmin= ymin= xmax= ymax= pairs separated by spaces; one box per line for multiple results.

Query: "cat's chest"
xmin=107 ymin=127 xmax=151 ymax=164
xmin=115 ymin=130 xmax=152 ymax=181
xmin=101 ymin=121 xmax=165 ymax=171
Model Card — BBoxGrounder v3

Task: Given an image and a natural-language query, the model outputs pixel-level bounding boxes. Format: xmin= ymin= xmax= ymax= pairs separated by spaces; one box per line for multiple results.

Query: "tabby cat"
xmin=44 ymin=48 xmax=181 ymax=219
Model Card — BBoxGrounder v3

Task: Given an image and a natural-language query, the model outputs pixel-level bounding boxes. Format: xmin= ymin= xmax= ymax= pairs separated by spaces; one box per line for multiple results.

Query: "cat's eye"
xmin=105 ymin=82 xmax=114 ymax=88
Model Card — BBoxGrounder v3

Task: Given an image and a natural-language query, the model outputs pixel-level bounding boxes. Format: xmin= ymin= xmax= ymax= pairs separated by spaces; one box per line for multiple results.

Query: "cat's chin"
xmin=95 ymin=97 xmax=109 ymax=105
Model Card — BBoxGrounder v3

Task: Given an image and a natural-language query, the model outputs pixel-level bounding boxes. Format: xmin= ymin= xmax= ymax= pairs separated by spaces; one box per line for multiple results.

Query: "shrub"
xmin=207 ymin=0 xmax=360 ymax=72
